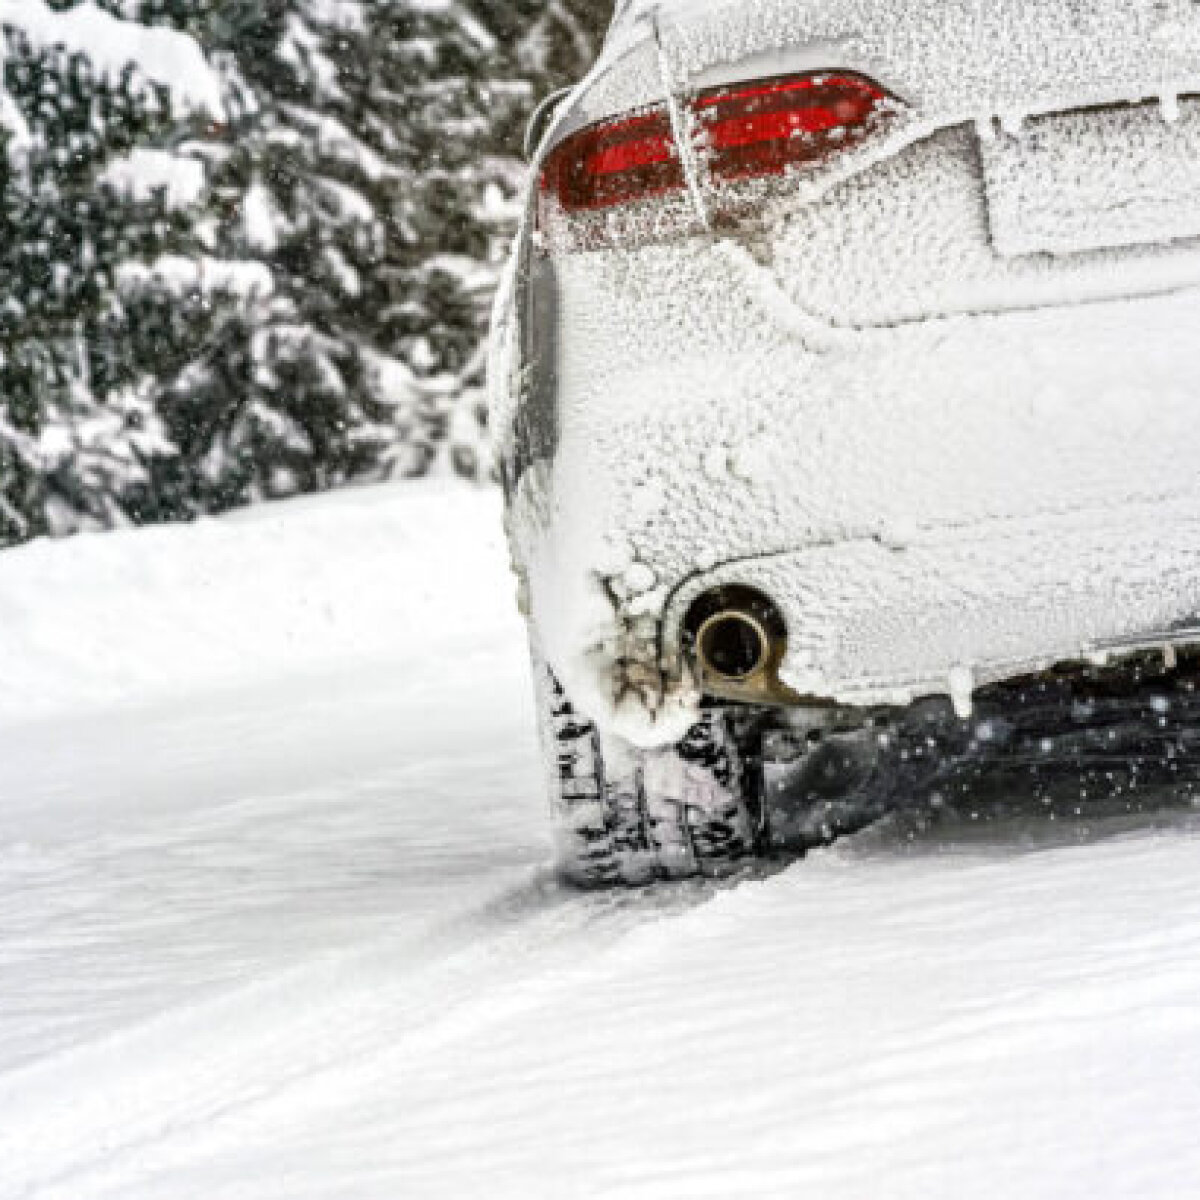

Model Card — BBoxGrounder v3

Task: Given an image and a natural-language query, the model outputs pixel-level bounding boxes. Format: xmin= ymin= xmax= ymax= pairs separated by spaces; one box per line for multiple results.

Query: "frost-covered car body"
xmin=492 ymin=0 xmax=1200 ymax=876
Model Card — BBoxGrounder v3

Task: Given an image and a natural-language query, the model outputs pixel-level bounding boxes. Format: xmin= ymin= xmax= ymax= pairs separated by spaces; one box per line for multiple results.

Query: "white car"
xmin=490 ymin=0 xmax=1200 ymax=885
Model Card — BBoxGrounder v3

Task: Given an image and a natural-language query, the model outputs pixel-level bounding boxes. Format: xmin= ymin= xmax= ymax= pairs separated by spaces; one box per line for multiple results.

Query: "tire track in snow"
xmin=0 ymin=863 xmax=713 ymax=1200
xmin=0 ymin=870 xmax=573 ymax=1197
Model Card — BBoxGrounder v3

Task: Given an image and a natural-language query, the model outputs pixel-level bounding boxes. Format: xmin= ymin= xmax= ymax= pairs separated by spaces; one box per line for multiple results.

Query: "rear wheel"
xmin=533 ymin=656 xmax=965 ymax=887
xmin=533 ymin=660 xmax=757 ymax=887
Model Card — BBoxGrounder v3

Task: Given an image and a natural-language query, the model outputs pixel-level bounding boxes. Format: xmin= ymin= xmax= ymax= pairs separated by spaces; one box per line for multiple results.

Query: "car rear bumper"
xmin=661 ymin=492 xmax=1200 ymax=710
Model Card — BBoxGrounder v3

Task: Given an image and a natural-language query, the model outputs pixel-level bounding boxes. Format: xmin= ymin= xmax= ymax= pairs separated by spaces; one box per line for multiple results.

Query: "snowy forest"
xmin=0 ymin=0 xmax=611 ymax=547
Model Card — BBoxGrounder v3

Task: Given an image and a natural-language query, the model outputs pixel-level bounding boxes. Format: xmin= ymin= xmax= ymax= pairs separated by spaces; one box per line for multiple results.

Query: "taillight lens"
xmin=538 ymin=72 xmax=894 ymax=226
xmin=540 ymin=108 xmax=683 ymax=213
xmin=695 ymin=74 xmax=889 ymax=183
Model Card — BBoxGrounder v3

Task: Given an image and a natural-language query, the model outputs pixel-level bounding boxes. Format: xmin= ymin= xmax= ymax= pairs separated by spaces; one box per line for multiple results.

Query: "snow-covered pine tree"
xmin=161 ymin=0 xmax=611 ymax=505
xmin=0 ymin=1 xmax=611 ymax=545
xmin=170 ymin=0 xmax=614 ymax=501
xmin=141 ymin=0 xmax=400 ymax=517
xmin=356 ymin=0 xmax=526 ymax=482
xmin=0 ymin=1 xmax=225 ymax=544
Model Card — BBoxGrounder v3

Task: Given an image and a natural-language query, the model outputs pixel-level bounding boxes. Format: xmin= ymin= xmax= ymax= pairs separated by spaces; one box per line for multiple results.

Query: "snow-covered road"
xmin=4 ymin=482 xmax=1200 ymax=1199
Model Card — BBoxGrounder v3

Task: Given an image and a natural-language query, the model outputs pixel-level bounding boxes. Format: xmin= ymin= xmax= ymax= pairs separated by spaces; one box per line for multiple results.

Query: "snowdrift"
xmin=0 ymin=481 xmax=513 ymax=726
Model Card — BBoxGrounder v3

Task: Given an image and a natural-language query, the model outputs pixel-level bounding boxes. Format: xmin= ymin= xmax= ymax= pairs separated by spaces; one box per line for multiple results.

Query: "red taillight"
xmin=539 ymin=72 xmax=893 ymax=220
xmin=696 ymin=74 xmax=889 ymax=183
xmin=540 ymin=107 xmax=682 ymax=214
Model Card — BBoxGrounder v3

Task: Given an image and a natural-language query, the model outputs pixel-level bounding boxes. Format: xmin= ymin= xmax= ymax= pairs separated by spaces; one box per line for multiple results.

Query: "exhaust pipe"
xmin=696 ymin=609 xmax=771 ymax=682
xmin=685 ymin=586 xmax=796 ymax=704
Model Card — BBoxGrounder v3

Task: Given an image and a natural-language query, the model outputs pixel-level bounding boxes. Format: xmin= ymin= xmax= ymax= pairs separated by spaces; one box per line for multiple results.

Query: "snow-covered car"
xmin=490 ymin=0 xmax=1200 ymax=885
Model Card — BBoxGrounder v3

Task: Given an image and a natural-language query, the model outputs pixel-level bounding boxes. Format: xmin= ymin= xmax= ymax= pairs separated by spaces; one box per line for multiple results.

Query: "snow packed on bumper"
xmin=507 ymin=236 xmax=1200 ymax=744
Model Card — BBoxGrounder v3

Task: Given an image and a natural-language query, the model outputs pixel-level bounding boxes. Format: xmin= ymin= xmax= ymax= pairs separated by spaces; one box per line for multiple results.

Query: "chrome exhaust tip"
xmin=684 ymin=586 xmax=800 ymax=706
xmin=695 ymin=609 xmax=771 ymax=682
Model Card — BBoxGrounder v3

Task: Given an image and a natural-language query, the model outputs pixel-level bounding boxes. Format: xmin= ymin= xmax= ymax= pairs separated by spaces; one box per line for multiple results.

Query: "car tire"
xmin=532 ymin=655 xmax=758 ymax=887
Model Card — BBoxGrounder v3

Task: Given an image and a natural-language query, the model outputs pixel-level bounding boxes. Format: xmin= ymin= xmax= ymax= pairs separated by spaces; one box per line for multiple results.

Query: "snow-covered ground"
xmin=4 ymin=480 xmax=1200 ymax=1199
